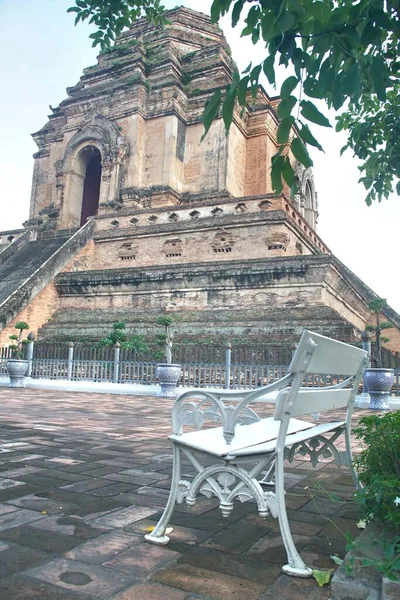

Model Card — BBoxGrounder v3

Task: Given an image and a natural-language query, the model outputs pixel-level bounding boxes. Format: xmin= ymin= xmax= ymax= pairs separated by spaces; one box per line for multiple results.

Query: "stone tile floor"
xmin=0 ymin=387 xmax=365 ymax=599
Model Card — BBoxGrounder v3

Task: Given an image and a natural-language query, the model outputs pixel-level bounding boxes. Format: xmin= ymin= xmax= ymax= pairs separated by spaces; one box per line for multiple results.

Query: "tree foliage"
xmin=69 ymin=0 xmax=400 ymax=204
xmin=97 ymin=321 xmax=149 ymax=352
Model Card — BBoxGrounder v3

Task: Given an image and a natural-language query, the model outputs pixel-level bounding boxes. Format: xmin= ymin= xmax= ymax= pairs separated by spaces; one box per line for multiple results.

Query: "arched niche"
xmin=304 ymin=180 xmax=315 ymax=229
xmin=66 ymin=144 xmax=102 ymax=227
xmin=294 ymin=162 xmax=318 ymax=230
xmin=58 ymin=115 xmax=128 ymax=228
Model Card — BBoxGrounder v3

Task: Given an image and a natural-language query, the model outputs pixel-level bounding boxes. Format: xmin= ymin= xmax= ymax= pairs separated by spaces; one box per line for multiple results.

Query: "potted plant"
xmin=6 ymin=321 xmax=30 ymax=387
xmin=155 ymin=315 xmax=181 ymax=397
xmin=363 ymin=299 xmax=394 ymax=411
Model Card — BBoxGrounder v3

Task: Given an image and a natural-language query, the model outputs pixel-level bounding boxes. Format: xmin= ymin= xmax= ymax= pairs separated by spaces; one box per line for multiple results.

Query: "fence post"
xmin=26 ymin=332 xmax=35 ymax=377
xmin=113 ymin=342 xmax=120 ymax=384
xmin=67 ymin=342 xmax=74 ymax=381
xmin=225 ymin=342 xmax=231 ymax=390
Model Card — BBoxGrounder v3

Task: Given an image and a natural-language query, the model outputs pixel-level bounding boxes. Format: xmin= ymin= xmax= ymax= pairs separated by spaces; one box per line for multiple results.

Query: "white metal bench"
xmin=145 ymin=331 xmax=368 ymax=577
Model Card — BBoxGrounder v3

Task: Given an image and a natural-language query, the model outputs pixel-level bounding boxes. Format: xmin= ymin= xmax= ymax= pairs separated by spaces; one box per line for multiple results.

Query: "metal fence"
xmin=1 ymin=341 xmax=399 ymax=394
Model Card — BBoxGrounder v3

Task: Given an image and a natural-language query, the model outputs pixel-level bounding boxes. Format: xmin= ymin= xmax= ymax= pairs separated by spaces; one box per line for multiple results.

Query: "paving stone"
xmin=0 ymin=526 xmax=83 ymax=553
xmin=0 ymin=574 xmax=96 ymax=599
xmin=28 ymin=515 xmax=107 ymax=539
xmin=7 ymin=494 xmax=78 ymax=514
xmin=247 ymin=532 xmax=310 ymax=564
xmin=0 ymin=543 xmax=50 ymax=578
xmin=0 ymin=478 xmax=25 ymax=491
xmin=25 ymin=558 xmax=138 ymax=599
xmin=90 ymin=506 xmax=159 ymax=528
xmin=104 ymin=542 xmax=180 ymax=576
xmin=127 ymin=520 xmax=214 ymax=545
xmin=151 ymin=563 xmax=266 ymax=600
xmin=67 ymin=499 xmax=126 ymax=519
xmin=0 ymin=503 xmax=19 ymax=516
xmin=0 ymin=508 xmax=45 ymax=531
xmin=85 ymin=483 xmax=135 ymax=497
xmin=112 ymin=581 xmax=188 ymax=600
xmin=120 ymin=469 xmax=170 ymax=481
xmin=64 ymin=531 xmax=141 ymax=564
xmin=0 ymin=467 xmax=41 ymax=478
xmin=260 ymin=573 xmax=331 ymax=600
xmin=243 ymin=512 xmax=323 ymax=536
xmin=45 ymin=458 xmax=84 ymax=466
xmin=60 ymin=479 xmax=113 ymax=493
xmin=163 ymin=511 xmax=228 ymax=533
xmin=202 ymin=520 xmax=266 ymax=554
xmin=176 ymin=545 xmax=281 ymax=585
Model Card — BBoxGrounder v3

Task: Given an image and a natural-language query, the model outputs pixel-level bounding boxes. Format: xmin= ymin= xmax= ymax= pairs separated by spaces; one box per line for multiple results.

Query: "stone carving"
xmin=212 ymin=229 xmax=237 ymax=254
xmin=258 ymin=200 xmax=272 ymax=210
xmin=163 ymin=238 xmax=183 ymax=257
xmin=118 ymin=242 xmax=138 ymax=261
xmin=265 ymin=231 xmax=290 ymax=251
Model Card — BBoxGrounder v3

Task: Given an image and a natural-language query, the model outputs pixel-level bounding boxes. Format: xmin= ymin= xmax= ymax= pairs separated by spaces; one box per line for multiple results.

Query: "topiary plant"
xmin=366 ymin=299 xmax=393 ymax=368
xmin=155 ymin=315 xmax=174 ymax=363
xmin=9 ymin=321 xmax=30 ymax=359
xmin=97 ymin=321 xmax=148 ymax=353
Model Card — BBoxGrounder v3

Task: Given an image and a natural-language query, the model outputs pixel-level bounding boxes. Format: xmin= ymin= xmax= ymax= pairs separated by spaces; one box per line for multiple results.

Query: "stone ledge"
xmin=330 ymin=525 xmax=400 ymax=600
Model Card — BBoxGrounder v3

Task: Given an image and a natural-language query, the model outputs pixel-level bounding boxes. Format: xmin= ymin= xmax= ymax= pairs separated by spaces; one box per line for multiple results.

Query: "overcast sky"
xmin=0 ymin=0 xmax=398 ymax=312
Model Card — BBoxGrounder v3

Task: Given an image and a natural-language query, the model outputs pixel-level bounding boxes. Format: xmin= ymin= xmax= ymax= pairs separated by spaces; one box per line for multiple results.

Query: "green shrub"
xmin=354 ymin=412 xmax=400 ymax=530
xmin=97 ymin=321 xmax=148 ymax=353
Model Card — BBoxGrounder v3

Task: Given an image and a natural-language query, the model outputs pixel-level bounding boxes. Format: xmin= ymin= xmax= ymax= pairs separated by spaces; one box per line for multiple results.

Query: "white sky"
xmin=0 ymin=0 xmax=398 ymax=312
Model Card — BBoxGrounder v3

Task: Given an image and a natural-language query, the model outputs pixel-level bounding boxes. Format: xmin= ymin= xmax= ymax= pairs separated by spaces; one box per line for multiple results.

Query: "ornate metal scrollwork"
xmin=178 ymin=399 xmax=260 ymax=433
xmin=286 ymin=428 xmax=348 ymax=467
xmin=178 ymin=464 xmax=277 ymax=519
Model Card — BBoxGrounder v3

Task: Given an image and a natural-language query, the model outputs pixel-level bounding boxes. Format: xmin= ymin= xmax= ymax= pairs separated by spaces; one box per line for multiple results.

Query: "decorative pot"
xmin=6 ymin=359 xmax=29 ymax=388
xmin=363 ymin=368 xmax=394 ymax=411
xmin=156 ymin=363 xmax=182 ymax=398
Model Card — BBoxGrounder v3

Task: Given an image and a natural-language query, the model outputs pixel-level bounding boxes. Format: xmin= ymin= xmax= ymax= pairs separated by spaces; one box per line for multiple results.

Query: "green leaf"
xmin=277 ymin=116 xmax=295 ymax=144
xmin=222 ymin=88 xmax=236 ymax=133
xmin=291 ymin=137 xmax=313 ymax=168
xmin=298 ymin=124 xmax=324 ymax=152
xmin=67 ymin=7 xmax=80 ymax=13
xmin=278 ymin=12 xmax=296 ymax=33
xmin=232 ymin=1 xmax=245 ymax=28
xmin=237 ymin=75 xmax=250 ymax=105
xmin=282 ymin=157 xmax=295 ymax=187
xmin=330 ymin=555 xmax=344 ymax=566
xmin=370 ymin=57 xmax=387 ymax=102
xmin=312 ymin=569 xmax=334 ymax=587
xmin=210 ymin=0 xmax=220 ymax=23
xmin=201 ymin=89 xmax=221 ymax=140
xmin=280 ymin=76 xmax=299 ymax=99
xmin=278 ymin=96 xmax=297 ymax=119
xmin=243 ymin=62 xmax=252 ymax=74
xmin=300 ymin=100 xmax=331 ymax=127
xmin=263 ymin=54 xmax=275 ymax=85
xmin=303 ymin=78 xmax=324 ymax=99
xmin=271 ymin=154 xmax=285 ymax=194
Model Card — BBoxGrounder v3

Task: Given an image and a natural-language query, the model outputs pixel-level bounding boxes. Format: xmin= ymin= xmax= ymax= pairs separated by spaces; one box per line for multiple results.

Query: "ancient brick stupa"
xmin=0 ymin=7 xmax=399 ymax=352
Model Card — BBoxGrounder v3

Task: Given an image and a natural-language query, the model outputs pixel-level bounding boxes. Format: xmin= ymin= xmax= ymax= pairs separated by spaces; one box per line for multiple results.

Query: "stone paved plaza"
xmin=0 ymin=387 xmax=364 ymax=599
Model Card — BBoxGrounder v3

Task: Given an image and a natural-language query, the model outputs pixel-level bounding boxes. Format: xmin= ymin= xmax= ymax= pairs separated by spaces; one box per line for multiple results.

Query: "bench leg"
xmin=275 ymin=450 xmax=312 ymax=577
xmin=345 ymin=426 xmax=360 ymax=490
xmin=144 ymin=444 xmax=181 ymax=545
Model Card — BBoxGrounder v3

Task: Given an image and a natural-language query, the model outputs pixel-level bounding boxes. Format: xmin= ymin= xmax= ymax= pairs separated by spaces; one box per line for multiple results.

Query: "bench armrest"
xmin=172 ymin=373 xmax=293 ymax=443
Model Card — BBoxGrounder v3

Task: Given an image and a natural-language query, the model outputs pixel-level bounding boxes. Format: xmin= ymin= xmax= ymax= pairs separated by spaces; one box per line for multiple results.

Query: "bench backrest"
xmin=275 ymin=331 xmax=368 ymax=420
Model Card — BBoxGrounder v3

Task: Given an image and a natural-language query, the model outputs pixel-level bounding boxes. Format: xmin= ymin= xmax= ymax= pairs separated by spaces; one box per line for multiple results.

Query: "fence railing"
xmin=1 ymin=342 xmax=399 ymax=394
